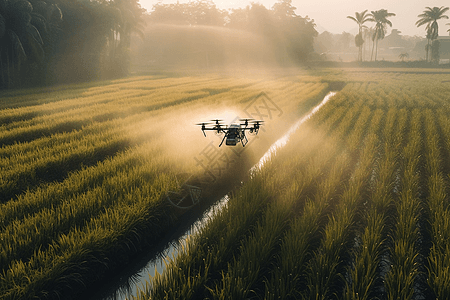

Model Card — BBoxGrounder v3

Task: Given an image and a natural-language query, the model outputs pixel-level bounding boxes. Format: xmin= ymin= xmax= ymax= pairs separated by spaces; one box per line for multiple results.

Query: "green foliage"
xmin=416 ymin=6 xmax=449 ymax=62
xmin=0 ymin=0 xmax=145 ymax=89
xmin=347 ymin=10 xmax=373 ymax=62
xmin=370 ymin=9 xmax=396 ymax=61
xmin=0 ymin=0 xmax=44 ymax=88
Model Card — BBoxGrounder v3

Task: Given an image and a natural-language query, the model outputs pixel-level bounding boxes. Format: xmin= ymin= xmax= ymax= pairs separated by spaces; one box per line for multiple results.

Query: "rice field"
xmin=0 ymin=72 xmax=329 ymax=299
xmin=131 ymin=70 xmax=450 ymax=300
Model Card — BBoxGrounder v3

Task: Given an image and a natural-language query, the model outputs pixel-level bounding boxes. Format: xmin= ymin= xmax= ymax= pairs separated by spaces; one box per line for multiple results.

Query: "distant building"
xmin=438 ymin=36 xmax=450 ymax=63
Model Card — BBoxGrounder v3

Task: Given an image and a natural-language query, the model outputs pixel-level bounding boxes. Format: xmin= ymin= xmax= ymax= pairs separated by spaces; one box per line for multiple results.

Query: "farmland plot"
xmin=0 ymin=73 xmax=328 ymax=299
xmin=136 ymin=71 xmax=450 ymax=300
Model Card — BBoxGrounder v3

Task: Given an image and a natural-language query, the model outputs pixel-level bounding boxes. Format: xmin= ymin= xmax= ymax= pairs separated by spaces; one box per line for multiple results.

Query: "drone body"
xmin=197 ymin=119 xmax=263 ymax=147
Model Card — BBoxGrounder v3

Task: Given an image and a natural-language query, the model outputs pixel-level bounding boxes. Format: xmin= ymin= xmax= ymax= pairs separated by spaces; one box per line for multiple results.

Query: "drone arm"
xmin=242 ymin=126 xmax=260 ymax=134
xmin=202 ymin=127 xmax=221 ymax=136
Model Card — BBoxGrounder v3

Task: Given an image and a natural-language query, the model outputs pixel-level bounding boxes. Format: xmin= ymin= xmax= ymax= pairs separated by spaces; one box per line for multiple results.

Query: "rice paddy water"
xmin=100 ymin=91 xmax=337 ymax=300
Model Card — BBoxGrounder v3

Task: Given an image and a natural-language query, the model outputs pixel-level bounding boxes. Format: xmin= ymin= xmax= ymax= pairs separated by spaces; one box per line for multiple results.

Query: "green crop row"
xmin=0 ymin=73 xmax=328 ymax=299
xmin=134 ymin=81 xmax=378 ymax=299
xmin=425 ymin=107 xmax=450 ymax=298
xmin=135 ymin=72 xmax=450 ymax=300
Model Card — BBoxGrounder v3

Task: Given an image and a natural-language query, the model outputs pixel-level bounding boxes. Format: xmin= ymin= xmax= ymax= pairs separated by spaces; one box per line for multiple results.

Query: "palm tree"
xmin=363 ymin=27 xmax=373 ymax=61
xmin=0 ymin=0 xmax=44 ymax=88
xmin=0 ymin=0 xmax=62 ymax=88
xmin=347 ymin=10 xmax=373 ymax=62
xmin=102 ymin=0 xmax=145 ymax=77
xmin=425 ymin=27 xmax=433 ymax=61
xmin=370 ymin=9 xmax=395 ymax=61
xmin=431 ymin=39 xmax=441 ymax=62
xmin=399 ymin=52 xmax=409 ymax=62
xmin=416 ymin=6 xmax=449 ymax=62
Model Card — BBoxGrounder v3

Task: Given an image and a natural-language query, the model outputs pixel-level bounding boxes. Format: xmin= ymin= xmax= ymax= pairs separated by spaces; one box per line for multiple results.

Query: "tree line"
xmin=3 ymin=1 xmax=447 ymax=90
xmin=0 ymin=0 xmax=144 ymax=89
xmin=146 ymin=0 xmax=317 ymax=66
xmin=0 ymin=0 xmax=317 ymax=90
xmin=348 ymin=6 xmax=450 ymax=63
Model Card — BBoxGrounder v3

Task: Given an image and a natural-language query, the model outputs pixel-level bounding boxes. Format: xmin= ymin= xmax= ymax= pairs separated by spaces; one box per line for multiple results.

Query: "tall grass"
xmin=383 ymin=109 xmax=421 ymax=300
xmin=4 ymin=70 xmax=450 ymax=299
xmin=425 ymin=107 xmax=450 ymax=298
xmin=135 ymin=70 xmax=450 ymax=300
xmin=0 ymin=73 xmax=329 ymax=298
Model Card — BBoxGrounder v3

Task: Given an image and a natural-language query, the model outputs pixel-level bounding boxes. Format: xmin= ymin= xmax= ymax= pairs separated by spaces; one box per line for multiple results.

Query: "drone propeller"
xmin=251 ymin=120 xmax=264 ymax=127
xmin=239 ymin=118 xmax=254 ymax=127
xmin=249 ymin=120 xmax=264 ymax=134
xmin=210 ymin=119 xmax=224 ymax=125
xmin=196 ymin=122 xmax=211 ymax=136
xmin=208 ymin=119 xmax=226 ymax=135
xmin=196 ymin=120 xmax=227 ymax=136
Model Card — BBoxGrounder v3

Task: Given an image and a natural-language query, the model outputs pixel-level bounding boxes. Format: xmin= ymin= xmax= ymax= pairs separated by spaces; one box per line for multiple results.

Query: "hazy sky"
xmin=140 ymin=0 xmax=450 ymax=37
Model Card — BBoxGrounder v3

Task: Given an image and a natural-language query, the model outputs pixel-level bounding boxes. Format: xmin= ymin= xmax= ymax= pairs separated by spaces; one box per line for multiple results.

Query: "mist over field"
xmin=132 ymin=24 xmax=277 ymax=70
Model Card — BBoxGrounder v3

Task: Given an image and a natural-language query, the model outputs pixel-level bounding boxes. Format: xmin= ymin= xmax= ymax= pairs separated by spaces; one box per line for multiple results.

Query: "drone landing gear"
xmin=241 ymin=133 xmax=248 ymax=147
xmin=219 ymin=134 xmax=227 ymax=147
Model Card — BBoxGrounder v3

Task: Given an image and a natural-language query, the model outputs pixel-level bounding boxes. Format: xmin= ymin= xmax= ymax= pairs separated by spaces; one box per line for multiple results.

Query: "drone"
xmin=196 ymin=119 xmax=264 ymax=147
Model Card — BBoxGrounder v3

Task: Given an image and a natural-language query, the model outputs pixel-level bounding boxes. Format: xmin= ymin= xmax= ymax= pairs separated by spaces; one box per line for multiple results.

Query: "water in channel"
xmin=101 ymin=91 xmax=336 ymax=300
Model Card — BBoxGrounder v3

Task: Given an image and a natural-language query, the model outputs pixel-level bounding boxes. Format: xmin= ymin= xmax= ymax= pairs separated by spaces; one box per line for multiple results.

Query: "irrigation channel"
xmin=93 ymin=91 xmax=337 ymax=300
